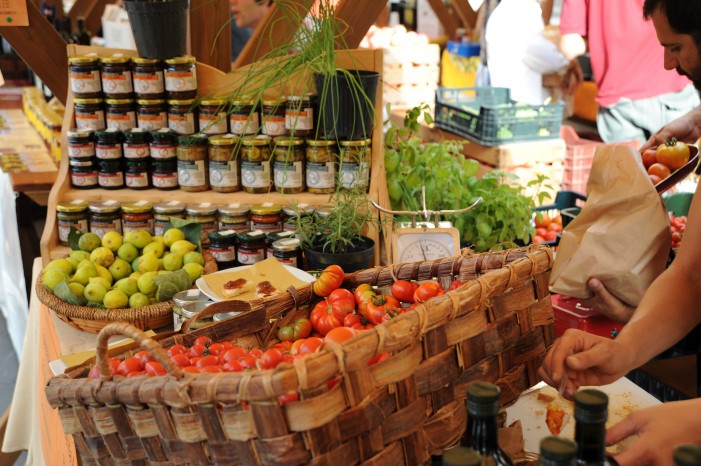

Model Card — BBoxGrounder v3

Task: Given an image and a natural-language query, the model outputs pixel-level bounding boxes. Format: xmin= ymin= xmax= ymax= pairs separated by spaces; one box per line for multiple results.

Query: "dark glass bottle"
xmin=460 ymin=382 xmax=514 ymax=465
xmin=674 ymin=444 xmax=701 ymax=466
xmin=70 ymin=17 xmax=92 ymax=45
xmin=573 ymin=389 xmax=618 ymax=466
xmin=540 ymin=437 xmax=577 ymax=466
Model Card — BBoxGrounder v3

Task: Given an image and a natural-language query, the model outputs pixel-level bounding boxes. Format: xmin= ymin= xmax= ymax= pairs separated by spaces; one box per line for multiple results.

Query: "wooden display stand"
xmin=40 ymin=45 xmax=390 ymax=266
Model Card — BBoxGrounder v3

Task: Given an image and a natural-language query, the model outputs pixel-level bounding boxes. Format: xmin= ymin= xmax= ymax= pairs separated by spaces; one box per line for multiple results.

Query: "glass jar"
xmin=151 ymin=159 xmax=179 ymax=190
xmin=132 ymin=57 xmax=165 ymax=100
xmin=74 ymin=98 xmax=106 ymax=131
xmin=95 ymin=128 xmax=123 ymax=159
xmin=136 ymin=99 xmax=168 ymax=131
xmin=150 ymin=128 xmax=177 ymax=159
xmin=208 ymin=134 xmax=241 ymax=193
xmin=261 ymin=98 xmax=288 ymax=137
xmin=240 ymin=135 xmax=272 ymax=193
xmin=100 ymin=55 xmax=133 ymax=99
xmin=57 ymin=200 xmax=89 ymax=244
xmin=229 ymin=98 xmax=260 ymax=135
xmin=125 ymin=158 xmax=150 ymax=189
xmin=122 ymin=128 xmax=151 ymax=159
xmin=306 ymin=139 xmax=338 ymax=194
xmin=339 ymin=139 xmax=371 ymax=190
xmin=250 ymin=203 xmax=283 ymax=233
xmin=236 ymin=230 xmax=266 ymax=265
xmin=153 ymin=200 xmax=186 ymax=236
xmin=266 ymin=230 xmax=295 ymax=258
xmin=208 ymin=230 xmax=237 ymax=266
xmin=121 ymin=201 xmax=154 ymax=235
xmin=199 ymin=99 xmax=229 ymax=135
xmin=68 ymin=55 xmax=102 ymax=99
xmin=186 ymin=203 xmax=218 ymax=247
xmin=69 ymin=158 xmax=98 ymax=189
xmin=282 ymin=203 xmax=314 ymax=232
xmin=172 ymin=290 xmax=211 ymax=331
xmin=89 ymin=200 xmax=122 ymax=237
xmin=105 ymin=98 xmax=136 ymax=131
xmin=285 ymin=94 xmax=315 ymax=137
xmin=67 ymin=129 xmax=95 ymax=159
xmin=168 ymin=99 xmax=198 ymax=135
xmin=176 ymin=133 xmax=209 ymax=192
xmin=218 ymin=203 xmax=251 ymax=232
xmin=97 ymin=158 xmax=125 ymax=189
xmin=273 ymin=136 xmax=305 ymax=194
xmin=164 ymin=56 xmax=198 ymax=100
xmin=272 ymin=237 xmax=302 ymax=267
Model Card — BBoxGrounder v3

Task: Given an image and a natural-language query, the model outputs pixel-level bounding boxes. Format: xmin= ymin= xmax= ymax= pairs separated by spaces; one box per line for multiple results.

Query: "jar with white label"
xmin=122 ymin=128 xmax=151 ymax=159
xmin=261 ymin=99 xmax=288 ymax=137
xmin=150 ymin=128 xmax=177 ymax=160
xmin=208 ymin=134 xmax=240 ymax=193
xmin=266 ymin=230 xmax=295 ymax=258
xmin=132 ymin=57 xmax=165 ymax=100
xmin=285 ymin=94 xmax=316 ymax=137
xmin=236 ymin=230 xmax=266 ymax=265
xmin=74 ymin=98 xmax=106 ymax=131
xmin=272 ymin=237 xmax=302 ymax=267
xmin=339 ymin=139 xmax=371 ymax=190
xmin=67 ymin=129 xmax=95 ymax=159
xmin=153 ymin=200 xmax=186 ymax=236
xmin=100 ymin=55 xmax=133 ymax=99
xmin=241 ymin=135 xmax=272 ymax=193
xmin=229 ymin=97 xmax=260 ymax=135
xmin=218 ymin=204 xmax=251 ymax=232
xmin=164 ymin=56 xmax=198 ymax=100
xmin=136 ymin=99 xmax=168 ymax=130
xmin=57 ymin=200 xmax=89 ymax=245
xmin=68 ymin=55 xmax=102 ymax=98
xmin=273 ymin=136 xmax=305 ymax=193
xmin=151 ymin=159 xmax=179 ymax=190
xmin=168 ymin=99 xmax=198 ymax=135
xmin=89 ymin=200 xmax=122 ymax=237
xmin=250 ymin=203 xmax=283 ymax=233
xmin=176 ymin=134 xmax=209 ymax=192
xmin=306 ymin=139 xmax=338 ymax=194
xmin=97 ymin=158 xmax=125 ymax=189
xmin=125 ymin=158 xmax=150 ymax=189
xmin=186 ymin=203 xmax=218 ymax=247
xmin=95 ymin=128 xmax=123 ymax=159
xmin=282 ymin=203 xmax=315 ymax=232
xmin=172 ymin=289 xmax=211 ymax=331
xmin=208 ymin=230 xmax=237 ymax=268
xmin=69 ymin=158 xmax=98 ymax=189
xmin=105 ymin=98 xmax=136 ymax=131
xmin=121 ymin=201 xmax=154 ymax=235
xmin=199 ymin=99 xmax=229 ymax=135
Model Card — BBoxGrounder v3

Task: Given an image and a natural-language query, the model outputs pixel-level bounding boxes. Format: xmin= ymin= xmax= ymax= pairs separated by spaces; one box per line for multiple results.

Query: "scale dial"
xmin=394 ymin=228 xmax=460 ymax=263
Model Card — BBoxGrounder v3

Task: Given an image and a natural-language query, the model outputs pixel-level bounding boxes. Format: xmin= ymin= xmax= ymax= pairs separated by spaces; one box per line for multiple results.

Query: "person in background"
xmin=230 ymin=18 xmax=252 ymax=62
xmin=541 ymin=3 xmax=701 ymax=463
xmin=230 ymin=0 xmax=271 ymax=31
xmin=559 ymin=0 xmax=699 ymax=143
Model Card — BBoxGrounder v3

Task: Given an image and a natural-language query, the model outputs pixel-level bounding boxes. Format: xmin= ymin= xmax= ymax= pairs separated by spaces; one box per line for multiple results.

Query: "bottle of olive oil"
xmin=540 ymin=436 xmax=577 ymax=466
xmin=573 ymin=389 xmax=618 ymax=465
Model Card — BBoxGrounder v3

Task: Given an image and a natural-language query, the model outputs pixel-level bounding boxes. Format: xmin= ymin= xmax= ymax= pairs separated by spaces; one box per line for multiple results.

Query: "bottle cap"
xmin=466 ymin=381 xmax=500 ymax=417
xmin=539 ymin=437 xmax=577 ymax=464
xmin=574 ymin=389 xmax=608 ymax=424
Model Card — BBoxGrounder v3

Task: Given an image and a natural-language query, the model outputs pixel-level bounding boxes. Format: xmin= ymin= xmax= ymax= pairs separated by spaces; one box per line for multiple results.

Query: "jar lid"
xmin=100 ymin=55 xmax=131 ymax=64
xmin=68 ymin=55 xmax=99 ymax=65
xmin=286 ymin=94 xmax=313 ymax=102
xmin=200 ymin=99 xmax=227 ymax=107
xmin=208 ymin=134 xmax=238 ymax=146
xmin=89 ymin=200 xmax=121 ymax=213
xmin=306 ymin=139 xmax=336 ymax=147
xmin=74 ymin=98 xmax=103 ymax=105
xmin=57 ymin=199 xmax=89 ymax=212
xmin=314 ymin=205 xmax=334 ymax=218
xmin=262 ymin=98 xmax=287 ymax=107
xmin=267 ymin=230 xmax=295 ymax=243
xmin=186 ymin=202 xmax=218 ymax=216
xmin=283 ymin=203 xmax=314 ymax=217
xmin=136 ymin=99 xmax=166 ymax=105
xmin=121 ymin=200 xmax=153 ymax=213
xmin=132 ymin=57 xmax=161 ymax=65
xmin=150 ymin=128 xmax=177 ymax=141
xmin=273 ymin=136 xmax=304 ymax=147
xmin=340 ymin=139 xmax=371 ymax=147
xmin=251 ymin=203 xmax=282 ymax=215
xmin=105 ymin=98 xmax=135 ymax=105
xmin=218 ymin=203 xmax=251 ymax=216
xmin=168 ymin=99 xmax=197 ymax=106
xmin=272 ymin=237 xmax=301 ymax=252
xmin=67 ymin=129 xmax=94 ymax=139
xmin=180 ymin=300 xmax=212 ymax=318
xmin=241 ymin=135 xmax=271 ymax=146
xmin=69 ymin=158 xmax=95 ymax=167
xmin=208 ymin=229 xmax=238 ymax=244
xmin=213 ymin=311 xmax=239 ymax=322
xmin=153 ymin=200 xmax=185 ymax=214
xmin=238 ymin=230 xmax=266 ymax=243
xmin=177 ymin=133 xmax=208 ymax=146
xmin=123 ymin=127 xmax=150 ymax=141
xmin=164 ymin=55 xmax=196 ymax=65
xmin=231 ymin=97 xmax=256 ymax=107
xmin=95 ymin=128 xmax=123 ymax=141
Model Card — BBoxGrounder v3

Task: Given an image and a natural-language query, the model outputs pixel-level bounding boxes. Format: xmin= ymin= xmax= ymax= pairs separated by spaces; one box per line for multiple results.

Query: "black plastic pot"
xmin=314 ymin=70 xmax=379 ymax=140
xmin=304 ymin=236 xmax=375 ymax=273
xmin=124 ymin=0 xmax=189 ymax=60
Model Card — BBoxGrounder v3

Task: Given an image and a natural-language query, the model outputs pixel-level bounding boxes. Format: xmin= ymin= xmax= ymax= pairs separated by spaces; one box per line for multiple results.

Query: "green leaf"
xmin=67 ymin=227 xmax=85 ymax=251
xmin=165 ymin=218 xmax=203 ymax=252
xmin=53 ymin=280 xmax=87 ymax=306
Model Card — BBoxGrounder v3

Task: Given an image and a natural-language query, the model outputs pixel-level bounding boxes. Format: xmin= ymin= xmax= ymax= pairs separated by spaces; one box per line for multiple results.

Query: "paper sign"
xmin=0 ymin=0 xmax=29 ymax=26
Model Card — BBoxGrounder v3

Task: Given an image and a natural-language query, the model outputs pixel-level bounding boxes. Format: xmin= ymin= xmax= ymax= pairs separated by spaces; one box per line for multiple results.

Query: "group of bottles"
xmin=40 ymin=1 xmax=92 ymax=46
xmin=436 ymin=381 xmax=701 ymax=466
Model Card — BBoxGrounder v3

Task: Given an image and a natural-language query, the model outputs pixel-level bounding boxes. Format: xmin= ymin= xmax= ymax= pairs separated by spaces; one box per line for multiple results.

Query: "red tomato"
xmin=449 ymin=280 xmax=464 ymax=291
xmin=220 ymin=341 xmax=234 ymax=350
xmin=312 ymin=264 xmax=345 ymax=297
xmin=222 ymin=346 xmax=249 ymax=363
xmin=648 ymin=162 xmax=672 ymax=180
xmin=290 ymin=338 xmax=306 ymax=355
xmin=298 ymin=337 xmax=324 ymax=355
xmin=167 ymin=344 xmax=187 ymax=357
xmin=657 ymin=138 xmax=690 ymax=171
xmin=196 ymin=355 xmax=219 ymax=370
xmin=201 ymin=365 xmax=223 ymax=373
xmin=182 ymin=366 xmax=201 ymax=374
xmin=532 ymin=235 xmax=546 ymax=244
xmin=238 ymin=356 xmax=258 ymax=369
xmin=194 ymin=336 xmax=212 ymax=347
xmin=413 ymin=282 xmax=445 ymax=304
xmin=134 ymin=350 xmax=155 ymax=367
xmin=277 ymin=391 xmax=299 ymax=405
xmin=189 ymin=344 xmax=206 ymax=358
xmin=343 ymin=313 xmax=372 ymax=330
xmin=282 ymin=353 xmax=295 ymax=364
xmin=116 ymin=357 xmax=143 ymax=376
xmin=535 ymin=227 xmax=548 ymax=237
xmin=547 ymin=223 xmax=561 ymax=232
xmin=272 ymin=341 xmax=292 ymax=353
xmin=544 ymin=230 xmax=559 ymax=242
xmin=248 ymin=348 xmax=263 ymax=359
xmin=368 ymin=352 xmax=390 ymax=366
xmin=552 ymin=214 xmax=563 ymax=227
xmin=642 ymin=149 xmax=658 ymax=169
xmin=170 ymin=353 xmax=191 ymax=368
xmin=649 ymin=174 xmax=662 ymax=185
xmin=327 ymin=288 xmax=356 ymax=315
xmin=189 ymin=356 xmax=202 ymax=366
xmin=364 ymin=293 xmax=401 ymax=325
xmin=259 ymin=348 xmax=284 ymax=370
xmin=144 ymin=361 xmax=166 ymax=376
xmin=126 ymin=370 xmax=145 ymax=378
xmin=207 ymin=343 xmax=225 ymax=356
xmin=222 ymin=360 xmax=243 ymax=372
xmin=390 ymin=280 xmax=419 ymax=303
xmin=310 ymin=300 xmax=343 ymax=336
xmin=535 ymin=212 xmax=551 ymax=228
xmin=324 ymin=326 xmax=356 ymax=344
xmin=353 ymin=283 xmax=376 ymax=313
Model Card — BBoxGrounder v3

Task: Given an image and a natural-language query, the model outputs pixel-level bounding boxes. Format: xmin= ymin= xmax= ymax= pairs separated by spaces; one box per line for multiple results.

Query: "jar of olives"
xmin=305 ymin=139 xmax=338 ymax=194
xmin=273 ymin=136 xmax=305 ymax=194
xmin=208 ymin=134 xmax=241 ymax=193
xmin=240 ymin=135 xmax=272 ymax=193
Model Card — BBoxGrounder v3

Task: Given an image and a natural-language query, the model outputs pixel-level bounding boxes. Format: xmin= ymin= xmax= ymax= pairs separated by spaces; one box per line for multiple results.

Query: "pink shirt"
xmin=559 ymin=0 xmax=691 ymax=107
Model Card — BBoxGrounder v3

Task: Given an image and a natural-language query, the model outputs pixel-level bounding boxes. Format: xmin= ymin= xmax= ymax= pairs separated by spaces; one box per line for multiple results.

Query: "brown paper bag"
xmin=549 ymin=144 xmax=671 ymax=306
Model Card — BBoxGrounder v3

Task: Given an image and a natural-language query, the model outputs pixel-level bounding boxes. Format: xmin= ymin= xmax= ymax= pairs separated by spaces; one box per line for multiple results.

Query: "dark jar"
xmin=105 ymin=98 xmax=136 ymax=131
xmin=100 ymin=55 xmax=133 ymax=99
xmin=199 ymin=98 xmax=229 ymax=135
xmin=74 ymin=98 xmax=106 ymax=131
xmin=186 ymin=203 xmax=218 ymax=247
xmin=153 ymin=200 xmax=186 ymax=236
xmin=272 ymin=237 xmax=302 ymax=267
xmin=208 ymin=230 xmax=237 ymax=265
xmin=208 ymin=134 xmax=241 ymax=193
xmin=97 ymin=158 xmax=125 ymax=189
xmin=241 ymin=135 xmax=272 ymax=193
xmin=68 ymin=55 xmax=102 ymax=98
xmin=285 ymin=94 xmax=316 ymax=137
xmin=122 ymin=128 xmax=151 ymax=159
xmin=168 ymin=99 xmax=198 ymax=135
xmin=236 ymin=230 xmax=266 ymax=265
xmin=69 ymin=157 xmax=98 ymax=189
xmin=88 ymin=200 xmax=122 ymax=237
xmin=218 ymin=203 xmax=251 ymax=232
xmin=132 ymin=57 xmax=165 ymax=99
xmin=273 ymin=136 xmax=305 ymax=193
xmin=136 ymin=99 xmax=168 ymax=131
xmin=164 ymin=56 xmax=198 ymax=100
xmin=305 ymin=139 xmax=338 ymax=194
xmin=176 ymin=133 xmax=209 ymax=192
xmin=95 ymin=128 xmax=123 ymax=159
xmin=57 ymin=200 xmax=90 ymax=245
xmin=151 ymin=159 xmax=179 ymax=190
xmin=67 ymin=129 xmax=95 ymax=159
xmin=150 ymin=128 xmax=177 ymax=159
xmin=229 ymin=98 xmax=260 ymax=135
xmin=121 ymin=201 xmax=154 ymax=235
xmin=261 ymin=98 xmax=288 ymax=137
xmin=250 ymin=203 xmax=283 ymax=233
xmin=339 ymin=139 xmax=371 ymax=190
xmin=125 ymin=158 xmax=150 ymax=189
xmin=266 ymin=230 xmax=295 ymax=259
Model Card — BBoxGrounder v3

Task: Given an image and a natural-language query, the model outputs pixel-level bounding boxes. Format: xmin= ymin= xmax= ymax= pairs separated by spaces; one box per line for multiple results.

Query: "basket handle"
xmin=179 ymin=298 xmax=259 ymax=333
xmin=96 ymin=322 xmax=183 ymax=380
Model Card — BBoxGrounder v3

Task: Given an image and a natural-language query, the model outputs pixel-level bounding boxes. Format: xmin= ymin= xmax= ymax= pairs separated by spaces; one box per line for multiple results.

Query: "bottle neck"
xmin=575 ymin=420 xmax=613 ymax=465
xmin=462 ymin=414 xmax=499 ymax=453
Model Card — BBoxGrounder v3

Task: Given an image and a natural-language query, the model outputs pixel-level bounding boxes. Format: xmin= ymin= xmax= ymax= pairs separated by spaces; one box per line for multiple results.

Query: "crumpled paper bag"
xmin=549 ymin=144 xmax=671 ymax=306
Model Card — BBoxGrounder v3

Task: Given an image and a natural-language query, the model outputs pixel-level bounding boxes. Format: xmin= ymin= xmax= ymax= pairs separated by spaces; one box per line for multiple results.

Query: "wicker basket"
xmin=46 ymin=245 xmax=554 ymax=465
xmin=36 ymin=252 xmax=217 ymax=333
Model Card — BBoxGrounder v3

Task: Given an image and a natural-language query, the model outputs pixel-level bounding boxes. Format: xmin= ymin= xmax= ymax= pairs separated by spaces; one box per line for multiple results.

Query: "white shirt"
xmin=485 ymin=0 xmax=569 ymax=105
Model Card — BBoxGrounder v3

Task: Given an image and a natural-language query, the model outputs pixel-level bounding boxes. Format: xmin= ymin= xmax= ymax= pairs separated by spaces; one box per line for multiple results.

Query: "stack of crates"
xmin=382 ymin=44 xmax=440 ymax=110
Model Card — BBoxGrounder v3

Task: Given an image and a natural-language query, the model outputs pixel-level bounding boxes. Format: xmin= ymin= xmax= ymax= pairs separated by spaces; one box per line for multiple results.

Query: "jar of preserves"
xmin=122 ymin=128 xmax=151 ymax=159
xmin=168 ymin=99 xmax=198 ymax=135
xmin=173 ymin=290 xmax=212 ymax=331
xmin=306 ymin=139 xmax=338 ymax=194
xmin=68 ymin=55 xmax=102 ymax=99
xmin=74 ymin=98 xmax=106 ymax=131
xmin=250 ymin=203 xmax=283 ymax=233
xmin=339 ymin=139 xmax=371 ymax=190
xmin=95 ymin=128 xmax=123 ymax=159
xmin=132 ymin=57 xmax=165 ymax=100
xmin=67 ymin=129 xmax=95 ymax=159
xmin=136 ymin=99 xmax=168 ymax=131
xmin=208 ymin=134 xmax=241 ymax=193
xmin=199 ymin=99 xmax=229 ymax=135
xmin=121 ymin=200 xmax=154 ymax=235
xmin=186 ymin=203 xmax=218 ymax=246
xmin=105 ymin=98 xmax=136 ymax=131
xmin=151 ymin=159 xmax=179 ymax=190
xmin=97 ymin=158 xmax=125 ymax=189
xmin=208 ymin=230 xmax=237 ymax=266
xmin=272 ymin=237 xmax=302 ymax=267
xmin=218 ymin=203 xmax=251 ymax=232
xmin=273 ymin=136 xmax=305 ymax=193
xmin=236 ymin=230 xmax=266 ymax=265
xmin=229 ymin=97 xmax=260 ymax=135
xmin=100 ymin=55 xmax=133 ymax=99
xmin=153 ymin=200 xmax=186 ymax=236
xmin=89 ymin=200 xmax=122 ymax=237
xmin=266 ymin=230 xmax=295 ymax=258
xmin=150 ymin=128 xmax=177 ymax=159
xmin=164 ymin=56 xmax=198 ymax=100
xmin=57 ymin=200 xmax=89 ymax=244
xmin=282 ymin=203 xmax=314 ymax=232
xmin=285 ymin=94 xmax=315 ymax=137
xmin=69 ymin=158 xmax=98 ymax=189
xmin=125 ymin=158 xmax=150 ymax=189
xmin=261 ymin=98 xmax=288 ymax=137
xmin=241 ymin=135 xmax=272 ymax=193
xmin=176 ymin=133 xmax=209 ymax=192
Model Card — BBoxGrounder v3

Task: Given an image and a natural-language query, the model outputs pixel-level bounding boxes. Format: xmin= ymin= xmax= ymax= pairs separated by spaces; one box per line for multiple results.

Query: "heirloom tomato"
xmin=365 ymin=294 xmax=401 ymax=325
xmin=324 ymin=326 xmax=357 ymax=344
xmin=657 ymin=138 xmax=690 ymax=171
xmin=391 ymin=280 xmax=419 ymax=303
xmin=310 ymin=300 xmax=343 ymax=335
xmin=298 ymin=337 xmax=324 ymax=356
xmin=354 ymin=283 xmax=376 ymax=313
xmin=343 ymin=313 xmax=373 ymax=330
xmin=327 ymin=288 xmax=356 ymax=315
xmin=414 ymin=282 xmax=445 ymax=303
xmin=312 ymin=264 xmax=344 ymax=297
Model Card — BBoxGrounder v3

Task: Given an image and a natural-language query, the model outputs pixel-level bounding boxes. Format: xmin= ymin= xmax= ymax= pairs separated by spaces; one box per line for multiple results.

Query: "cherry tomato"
xmin=207 ymin=343 xmax=225 ymax=356
xmin=390 ymin=280 xmax=419 ymax=303
xmin=324 ymin=326 xmax=356 ymax=344
xmin=196 ymin=355 xmax=219 ymax=370
xmin=449 ymin=280 xmax=464 ymax=291
xmin=657 ymin=138 xmax=690 ymax=171
xmin=259 ymin=348 xmax=284 ymax=370
xmin=642 ymin=148 xmax=658 ymax=169
xmin=116 ymin=357 xmax=143 ymax=376
xmin=534 ymin=212 xmax=551 ymax=228
xmin=189 ymin=356 xmax=202 ymax=366
xmin=194 ymin=336 xmax=212 ymax=347
xmin=167 ymin=344 xmax=187 ymax=357
xmin=277 ymin=391 xmax=299 ymax=405
xmin=126 ymin=370 xmax=145 ymax=377
xmin=222 ymin=360 xmax=243 ymax=372
xmin=170 ymin=353 xmax=191 ymax=368
xmin=134 ymin=350 xmax=155 ymax=367
xmin=298 ymin=337 xmax=324 ymax=356
xmin=413 ymin=282 xmax=445 ymax=304
xmin=290 ymin=338 xmax=306 ymax=355
xmin=312 ymin=264 xmax=345 ymax=297
xmin=248 ymin=348 xmax=263 ymax=359
xmin=182 ymin=366 xmax=201 ymax=374
xmin=222 ymin=346 xmax=249 ymax=363
xmin=200 ymin=365 xmax=223 ymax=373
xmin=648 ymin=162 xmax=671 ymax=180
xmin=220 ymin=341 xmax=234 ymax=350
xmin=144 ymin=361 xmax=166 ymax=376
xmin=238 ymin=356 xmax=258 ymax=369
xmin=189 ymin=344 xmax=207 ymax=358
xmin=544 ymin=230 xmax=559 ymax=242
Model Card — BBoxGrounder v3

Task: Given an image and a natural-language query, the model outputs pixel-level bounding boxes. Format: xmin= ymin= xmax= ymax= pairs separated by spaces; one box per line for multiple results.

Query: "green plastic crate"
xmin=434 ymin=87 xmax=564 ymax=146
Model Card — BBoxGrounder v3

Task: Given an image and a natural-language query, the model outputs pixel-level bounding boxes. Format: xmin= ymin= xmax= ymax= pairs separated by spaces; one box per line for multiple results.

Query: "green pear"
xmin=68 ymin=282 xmax=85 ymax=298
xmin=129 ymin=292 xmax=150 ymax=308
xmin=84 ymin=281 xmax=108 ymax=303
xmin=77 ymin=232 xmax=101 ymax=252
xmin=95 ymin=264 xmax=114 ymax=286
xmin=45 ymin=258 xmax=73 ymax=276
xmin=66 ymin=256 xmax=80 ymax=272
xmin=88 ymin=276 xmax=112 ymax=291
xmin=90 ymin=247 xmax=115 ymax=267
xmin=183 ymin=251 xmax=204 ymax=266
xmin=182 ymin=263 xmax=204 ymax=282
xmin=125 ymin=229 xmax=152 ymax=249
xmin=117 ymin=243 xmax=139 ymax=263
xmin=101 ymin=231 xmax=123 ymax=252
xmin=142 ymin=241 xmax=165 ymax=258
xmin=42 ymin=268 xmax=67 ymax=291
xmin=169 ymin=239 xmax=197 ymax=257
xmin=137 ymin=271 xmax=159 ymax=295
xmin=69 ymin=250 xmax=91 ymax=264
xmin=138 ymin=252 xmax=160 ymax=273
xmin=163 ymin=228 xmax=185 ymax=247
xmin=114 ymin=277 xmax=139 ymax=297
xmin=71 ymin=262 xmax=98 ymax=286
xmin=109 ymin=258 xmax=132 ymax=281
xmin=162 ymin=252 xmax=183 ymax=271
xmin=131 ymin=256 xmax=141 ymax=273
xmin=103 ymin=289 xmax=129 ymax=309
xmin=129 ymin=271 xmax=143 ymax=281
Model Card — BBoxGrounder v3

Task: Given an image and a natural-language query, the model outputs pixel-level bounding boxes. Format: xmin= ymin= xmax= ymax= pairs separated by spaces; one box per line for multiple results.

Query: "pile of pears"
xmin=42 ymin=228 xmax=205 ymax=309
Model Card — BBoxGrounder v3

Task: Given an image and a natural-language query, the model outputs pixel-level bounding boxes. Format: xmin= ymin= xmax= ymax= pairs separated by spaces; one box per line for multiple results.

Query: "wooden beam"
xmin=425 ymin=0 xmax=459 ymax=39
xmin=189 ymin=0 xmax=232 ymax=73
xmin=334 ymin=0 xmax=386 ymax=49
xmin=449 ymin=0 xmax=477 ymax=30
xmin=0 ymin=2 xmax=68 ymax=104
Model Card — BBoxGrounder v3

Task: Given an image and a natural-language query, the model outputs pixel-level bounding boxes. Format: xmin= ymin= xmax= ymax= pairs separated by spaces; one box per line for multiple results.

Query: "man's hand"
xmin=581 ymin=278 xmax=636 ymax=323
xmin=639 ymin=106 xmax=701 ymax=153
xmin=560 ymin=59 xmax=583 ymax=95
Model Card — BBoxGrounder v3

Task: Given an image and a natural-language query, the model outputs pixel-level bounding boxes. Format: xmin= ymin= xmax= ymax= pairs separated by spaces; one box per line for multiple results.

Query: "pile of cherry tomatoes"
xmin=669 ymin=213 xmax=687 ymax=250
xmin=642 ymin=138 xmax=691 ymax=185
xmin=531 ymin=212 xmax=563 ymax=244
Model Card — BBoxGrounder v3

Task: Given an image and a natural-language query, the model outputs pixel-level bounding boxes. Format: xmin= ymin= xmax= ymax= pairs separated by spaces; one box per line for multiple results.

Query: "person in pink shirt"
xmin=559 ymin=0 xmax=699 ymax=143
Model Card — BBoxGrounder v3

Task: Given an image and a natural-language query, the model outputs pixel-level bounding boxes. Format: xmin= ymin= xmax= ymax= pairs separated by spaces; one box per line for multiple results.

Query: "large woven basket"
xmin=46 ymin=245 xmax=554 ymax=465
xmin=36 ymin=252 xmax=217 ymax=333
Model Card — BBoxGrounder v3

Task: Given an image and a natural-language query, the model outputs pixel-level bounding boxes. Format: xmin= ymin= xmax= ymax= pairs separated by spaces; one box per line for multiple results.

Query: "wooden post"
xmin=67 ymin=0 xmax=109 ymax=40
xmin=449 ymin=0 xmax=477 ymax=30
xmin=189 ymin=0 xmax=232 ymax=72
xmin=333 ymin=0 xmax=388 ymax=49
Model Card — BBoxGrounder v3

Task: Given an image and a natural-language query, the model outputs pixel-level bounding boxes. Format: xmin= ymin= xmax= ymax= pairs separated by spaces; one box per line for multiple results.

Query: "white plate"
xmin=195 ymin=264 xmax=316 ymax=302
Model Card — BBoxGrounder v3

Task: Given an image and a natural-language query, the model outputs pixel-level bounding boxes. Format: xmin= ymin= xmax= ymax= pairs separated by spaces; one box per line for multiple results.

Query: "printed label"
xmin=339 ymin=161 xmax=369 ymax=189
xmin=137 ymin=112 xmax=168 ymax=131
xmin=237 ymin=248 xmax=264 ymax=265
xmin=229 ymin=113 xmax=260 ymax=135
xmin=177 ymin=159 xmax=206 ymax=187
xmin=67 ymin=142 xmax=95 ymax=158
xmin=102 ymin=70 xmax=133 ymax=95
xmin=306 ymin=161 xmax=336 ymax=189
xmin=126 ymin=172 xmax=149 ymax=188
xmin=274 ymin=160 xmax=304 ymax=189
xmin=96 ymin=144 xmax=122 ymax=159
xmin=90 ymin=219 xmax=121 ymax=238
xmin=98 ymin=172 xmax=125 ymax=188
xmin=199 ymin=113 xmax=228 ymax=135
xmin=134 ymin=71 xmax=165 ymax=94
xmin=70 ymin=171 xmax=97 ymax=187
xmin=70 ymin=70 xmax=101 ymax=94
xmin=106 ymin=111 xmax=137 ymax=131
xmin=262 ymin=115 xmax=287 ymax=136
xmin=209 ymin=160 xmax=239 ymax=188
xmin=168 ymin=113 xmax=196 ymax=135
xmin=241 ymin=160 xmax=271 ymax=189
xmin=150 ymin=144 xmax=176 ymax=159
xmin=123 ymin=219 xmax=154 ymax=235
xmin=124 ymin=143 xmax=150 ymax=159
xmin=285 ymin=107 xmax=314 ymax=131
xmin=210 ymin=246 xmax=236 ymax=262
xmin=58 ymin=219 xmax=89 ymax=243
xmin=75 ymin=110 xmax=105 ymax=131
xmin=165 ymin=68 xmax=197 ymax=92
